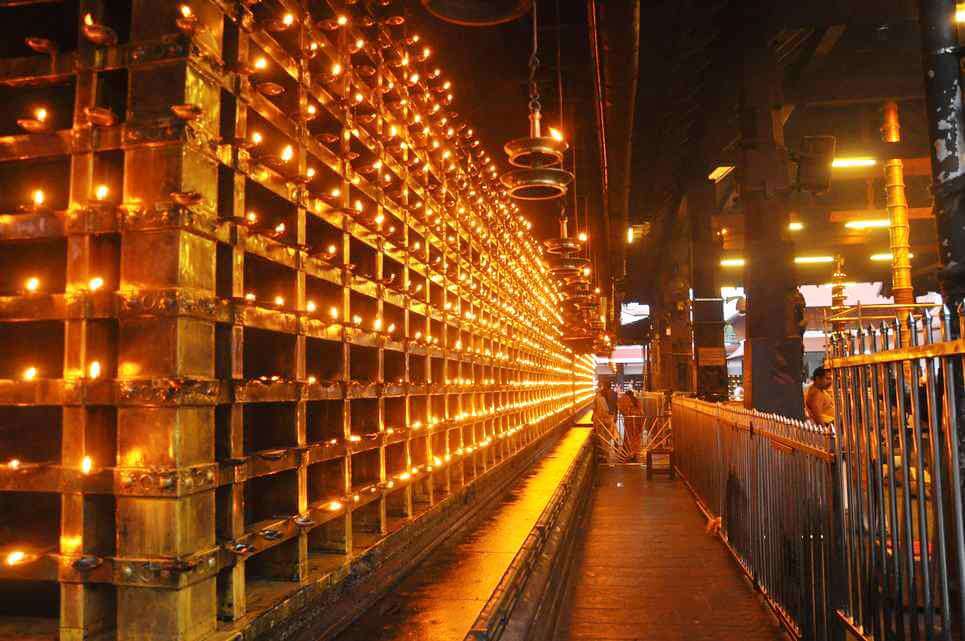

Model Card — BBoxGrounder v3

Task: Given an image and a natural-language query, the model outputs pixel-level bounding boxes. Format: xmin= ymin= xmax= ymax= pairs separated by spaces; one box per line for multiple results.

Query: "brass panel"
xmin=117 ymin=492 xmax=215 ymax=557
xmin=119 ymin=317 xmax=214 ymax=378
xmin=118 ymin=407 xmax=214 ymax=468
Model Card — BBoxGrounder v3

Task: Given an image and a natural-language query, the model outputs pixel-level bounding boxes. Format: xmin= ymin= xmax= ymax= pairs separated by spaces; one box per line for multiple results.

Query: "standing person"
xmin=805 ymin=366 xmax=835 ymax=425
xmin=605 ymin=383 xmax=619 ymax=415
xmin=618 ymin=389 xmax=644 ymax=462
xmin=593 ymin=383 xmax=617 ymax=454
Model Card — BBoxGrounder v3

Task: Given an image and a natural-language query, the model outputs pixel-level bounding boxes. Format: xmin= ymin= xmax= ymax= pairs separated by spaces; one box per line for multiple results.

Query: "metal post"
xmin=881 ymin=102 xmax=915 ymax=311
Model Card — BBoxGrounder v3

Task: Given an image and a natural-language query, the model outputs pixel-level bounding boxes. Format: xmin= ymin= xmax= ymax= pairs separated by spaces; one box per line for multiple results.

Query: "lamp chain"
xmin=528 ymin=1 xmax=541 ymax=116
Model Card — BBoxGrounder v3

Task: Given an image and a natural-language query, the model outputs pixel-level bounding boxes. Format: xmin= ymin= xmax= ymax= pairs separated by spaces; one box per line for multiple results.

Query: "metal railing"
xmin=828 ymin=310 xmax=965 ymax=641
xmin=674 ymin=307 xmax=965 ymax=641
xmin=673 ymin=397 xmax=837 ymax=640
xmin=639 ymin=390 xmax=666 ymax=418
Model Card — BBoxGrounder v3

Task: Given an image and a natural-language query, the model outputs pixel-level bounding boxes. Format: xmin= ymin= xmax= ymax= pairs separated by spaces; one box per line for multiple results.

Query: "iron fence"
xmin=673 ymin=397 xmax=837 ymax=640
xmin=828 ymin=311 xmax=965 ymax=641
xmin=674 ymin=308 xmax=965 ymax=641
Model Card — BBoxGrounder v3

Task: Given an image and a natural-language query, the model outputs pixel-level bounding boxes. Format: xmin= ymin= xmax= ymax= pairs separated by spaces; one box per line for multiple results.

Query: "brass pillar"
xmin=830 ymin=255 xmax=848 ymax=334
xmin=882 ymin=102 xmax=915 ymax=308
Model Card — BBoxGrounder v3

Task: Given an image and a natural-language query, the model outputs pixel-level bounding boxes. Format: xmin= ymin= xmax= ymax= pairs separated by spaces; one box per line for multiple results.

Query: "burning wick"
xmin=24 ymin=277 xmax=39 ymax=293
xmin=22 ymin=366 xmax=37 ymax=381
xmin=81 ymin=456 xmax=93 ymax=475
xmin=5 ymin=551 xmax=26 ymax=566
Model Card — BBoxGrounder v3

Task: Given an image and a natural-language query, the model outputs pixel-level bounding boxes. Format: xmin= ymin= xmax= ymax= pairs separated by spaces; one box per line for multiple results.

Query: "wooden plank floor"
xmin=557 ymin=466 xmax=789 ymax=641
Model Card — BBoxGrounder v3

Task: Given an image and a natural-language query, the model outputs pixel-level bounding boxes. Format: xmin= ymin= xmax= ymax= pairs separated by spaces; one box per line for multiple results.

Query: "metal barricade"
xmin=640 ymin=391 xmax=673 ymax=477
xmin=601 ymin=391 xmax=669 ymax=465
xmin=828 ymin=311 xmax=965 ymax=641
xmin=673 ymin=397 xmax=837 ymax=641
xmin=674 ymin=308 xmax=965 ymax=641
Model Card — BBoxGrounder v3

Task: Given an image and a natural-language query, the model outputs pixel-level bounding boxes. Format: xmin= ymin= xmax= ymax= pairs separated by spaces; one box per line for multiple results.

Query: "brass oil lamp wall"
xmin=0 ymin=3 xmax=594 ymax=641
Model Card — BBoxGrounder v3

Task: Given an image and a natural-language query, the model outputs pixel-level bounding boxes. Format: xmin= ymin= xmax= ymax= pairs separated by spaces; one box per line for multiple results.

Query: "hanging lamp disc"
xmin=504 ymin=136 xmax=568 ymax=168
xmin=420 ymin=0 xmax=532 ymax=26
xmin=500 ymin=167 xmax=572 ymax=201
xmin=543 ymin=237 xmax=581 ymax=256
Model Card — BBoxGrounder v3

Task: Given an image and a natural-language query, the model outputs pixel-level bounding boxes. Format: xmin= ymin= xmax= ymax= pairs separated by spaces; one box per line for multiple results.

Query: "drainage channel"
xmin=328 ymin=423 xmax=593 ymax=641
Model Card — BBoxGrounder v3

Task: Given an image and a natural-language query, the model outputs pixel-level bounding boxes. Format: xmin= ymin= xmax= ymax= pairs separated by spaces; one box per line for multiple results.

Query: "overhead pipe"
xmin=585 ymin=0 xmax=615 ymax=332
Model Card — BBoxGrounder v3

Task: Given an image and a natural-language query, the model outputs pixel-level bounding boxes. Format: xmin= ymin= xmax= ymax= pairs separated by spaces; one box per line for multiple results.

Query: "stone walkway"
xmin=557 ymin=466 xmax=789 ymax=641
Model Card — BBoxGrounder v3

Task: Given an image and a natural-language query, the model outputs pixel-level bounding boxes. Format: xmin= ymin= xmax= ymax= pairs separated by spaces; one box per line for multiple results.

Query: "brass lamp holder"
xmin=499 ymin=4 xmax=572 ymax=201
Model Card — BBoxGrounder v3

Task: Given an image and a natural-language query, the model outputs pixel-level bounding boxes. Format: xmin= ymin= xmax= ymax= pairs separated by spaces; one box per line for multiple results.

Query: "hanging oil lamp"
xmin=500 ymin=3 xmax=572 ymax=201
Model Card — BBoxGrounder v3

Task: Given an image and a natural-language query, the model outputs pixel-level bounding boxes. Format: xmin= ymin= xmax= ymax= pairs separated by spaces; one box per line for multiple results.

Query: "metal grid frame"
xmin=0 ymin=3 xmax=595 ymax=641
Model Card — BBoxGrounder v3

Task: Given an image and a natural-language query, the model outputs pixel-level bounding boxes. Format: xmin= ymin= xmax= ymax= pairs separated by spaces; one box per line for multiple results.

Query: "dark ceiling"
xmin=403 ymin=0 xmax=612 ymax=286
xmin=406 ymin=0 xmax=940 ymax=308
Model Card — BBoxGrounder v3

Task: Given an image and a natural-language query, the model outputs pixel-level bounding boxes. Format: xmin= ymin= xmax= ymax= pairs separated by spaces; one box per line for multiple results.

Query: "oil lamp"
xmin=171 ymin=103 xmax=202 ymax=121
xmin=30 ymin=189 xmax=46 ymax=210
xmin=82 ymin=13 xmax=118 ymax=47
xmin=18 ymin=107 xmax=50 ymax=133
xmin=176 ymin=5 xmax=199 ymax=34
xmin=25 ymin=37 xmax=57 ymax=56
xmin=84 ymin=106 xmax=118 ymax=127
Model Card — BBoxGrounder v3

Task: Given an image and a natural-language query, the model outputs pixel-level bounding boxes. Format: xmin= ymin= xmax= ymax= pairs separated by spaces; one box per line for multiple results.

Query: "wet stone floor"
xmin=557 ymin=466 xmax=788 ymax=641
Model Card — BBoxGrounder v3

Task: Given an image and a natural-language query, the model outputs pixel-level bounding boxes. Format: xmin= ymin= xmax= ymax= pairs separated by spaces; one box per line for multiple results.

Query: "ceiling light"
xmin=708 ymin=166 xmax=734 ymax=182
xmin=831 ymin=157 xmax=877 ymax=168
xmin=720 ymin=258 xmax=745 ymax=267
xmin=788 ymin=221 xmax=804 ymax=231
xmin=844 ymin=219 xmax=890 ymax=230
xmin=870 ymin=252 xmax=914 ymax=262
xmin=794 ymin=255 xmax=834 ymax=264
